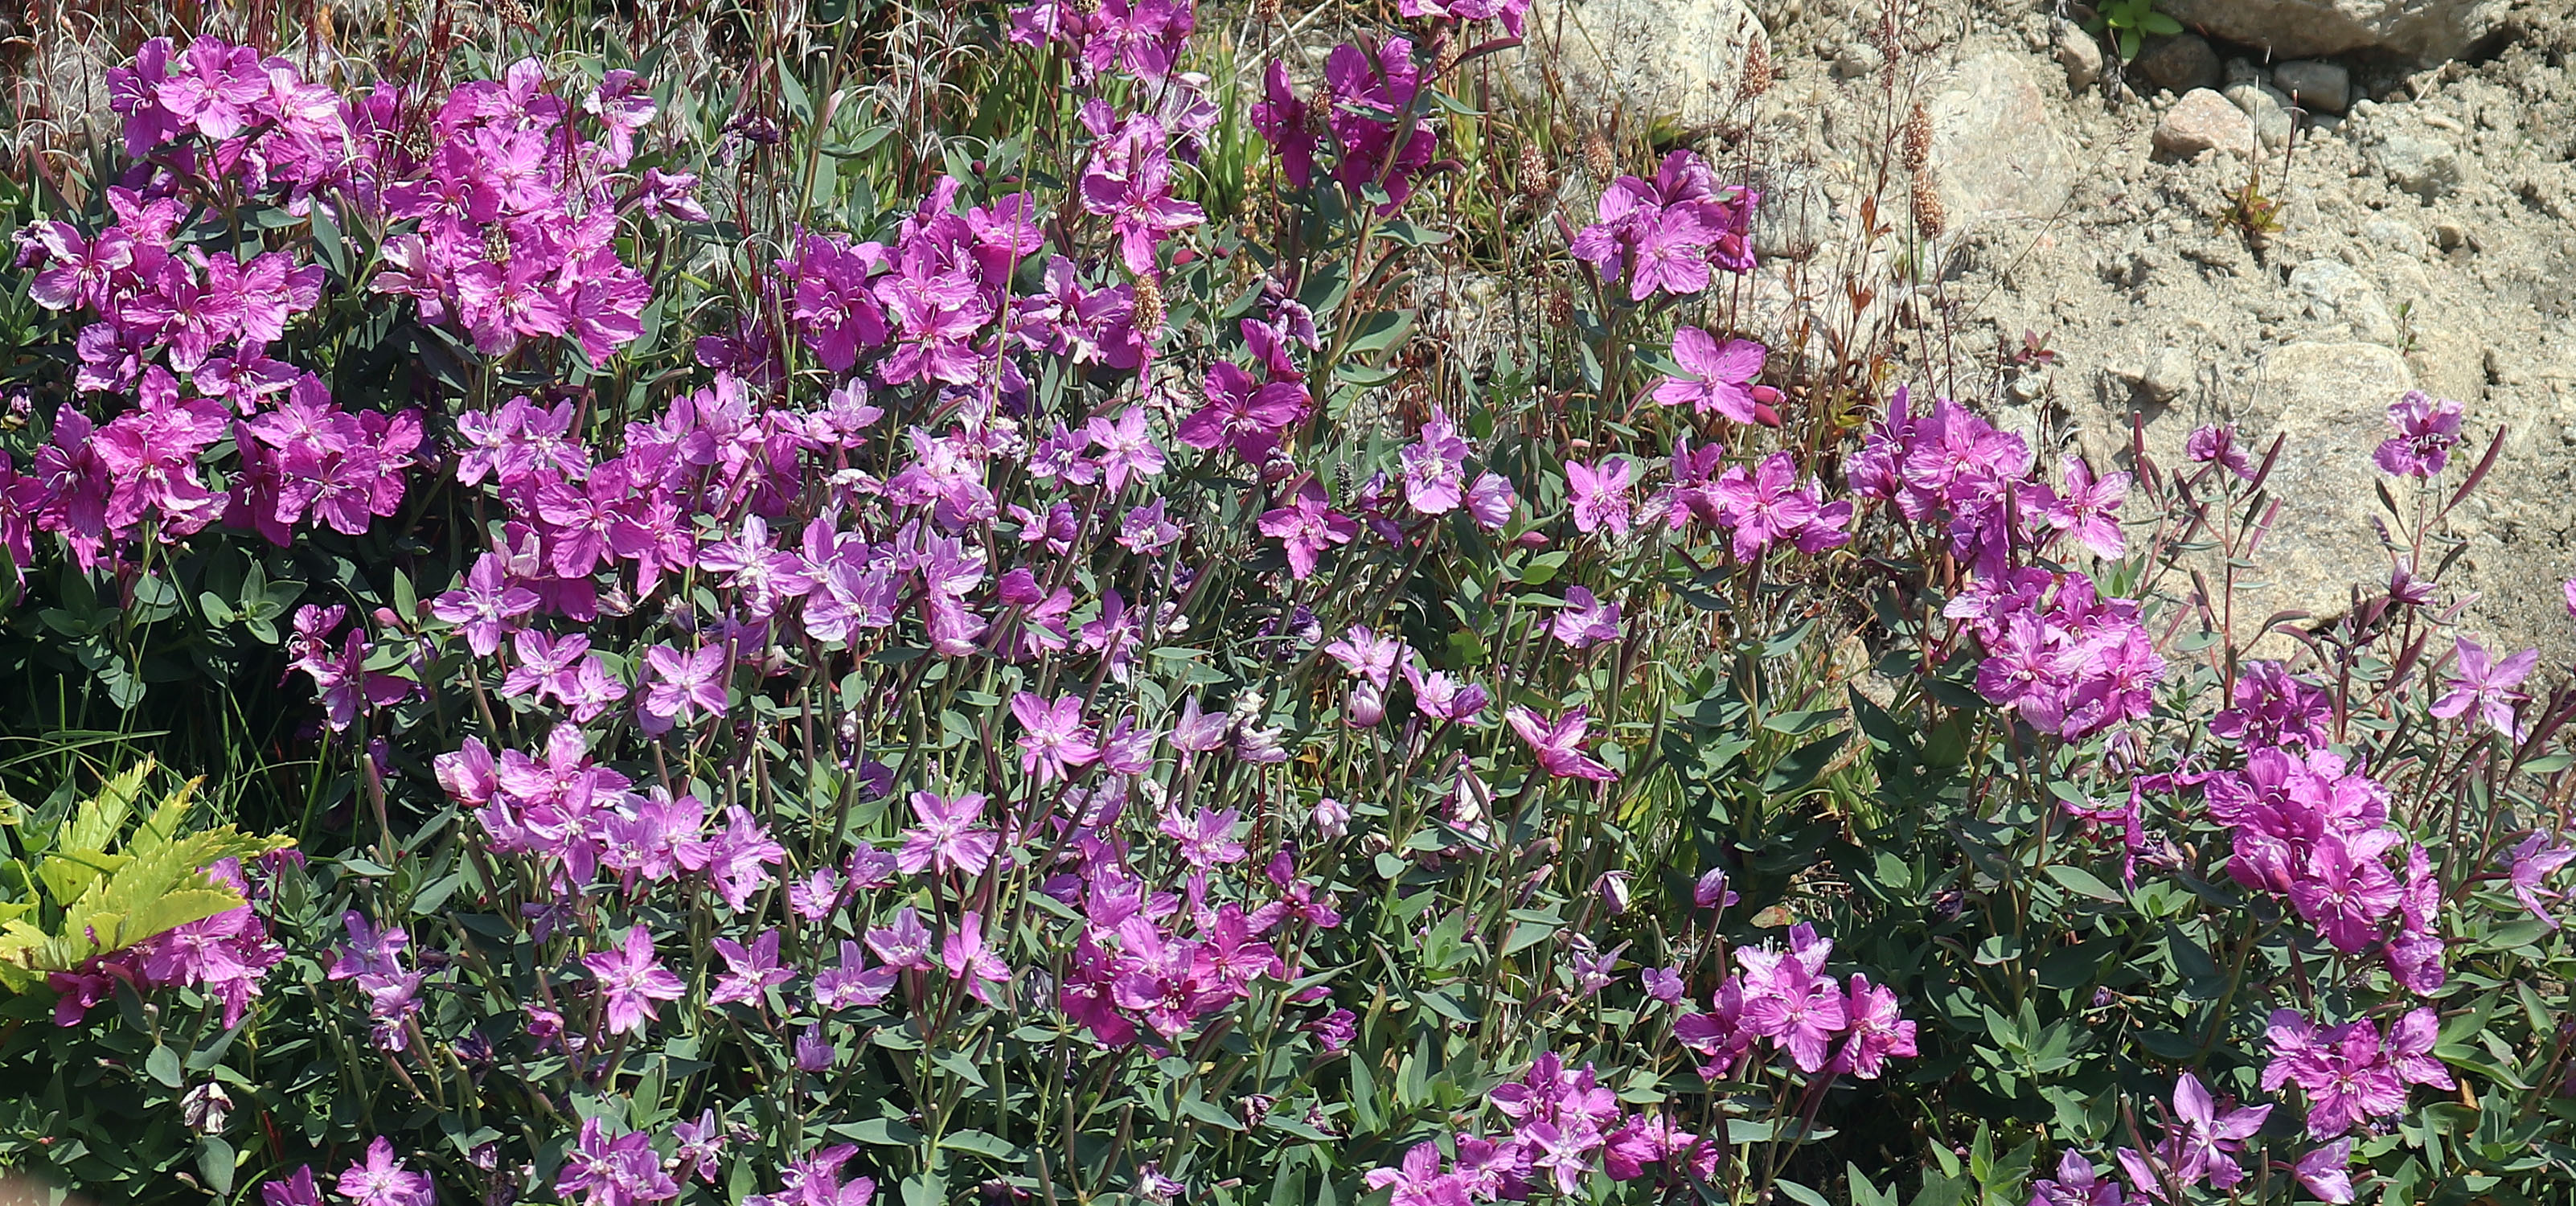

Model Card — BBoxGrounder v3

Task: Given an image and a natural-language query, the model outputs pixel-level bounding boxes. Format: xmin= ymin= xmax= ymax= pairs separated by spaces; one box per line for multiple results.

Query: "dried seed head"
xmin=1909 ymin=172 xmax=1946 ymax=239
xmin=1516 ymin=141 xmax=1556 ymax=200
xmin=1581 ymin=127 xmax=1615 ymax=183
xmin=1132 ymin=273 xmax=1166 ymax=334
xmin=1252 ymin=0 xmax=1280 ymax=24
xmin=1434 ymin=32 xmax=1461 ymax=77
xmin=1547 ymin=285 xmax=1573 ymax=329
xmin=1737 ymin=37 xmax=1774 ymax=100
xmin=1901 ymin=101 xmax=1933 ymax=174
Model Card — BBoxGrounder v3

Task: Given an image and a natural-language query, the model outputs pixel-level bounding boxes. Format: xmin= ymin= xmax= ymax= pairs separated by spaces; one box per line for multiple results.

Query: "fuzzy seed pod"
xmin=1901 ymin=101 xmax=1933 ymax=174
xmin=1581 ymin=128 xmax=1615 ymax=183
xmin=1132 ymin=273 xmax=1167 ymax=335
xmin=1909 ymin=173 xmax=1946 ymax=239
xmin=1547 ymin=285 xmax=1574 ymax=329
xmin=1517 ymin=141 xmax=1556 ymax=201
xmin=1738 ymin=38 xmax=1774 ymax=100
xmin=1434 ymin=33 xmax=1461 ymax=78
xmin=1252 ymin=0 xmax=1281 ymax=24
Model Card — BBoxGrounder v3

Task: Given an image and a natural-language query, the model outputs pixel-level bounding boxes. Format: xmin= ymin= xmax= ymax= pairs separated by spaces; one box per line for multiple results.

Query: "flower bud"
xmin=1693 ymin=865 xmax=1739 ymax=911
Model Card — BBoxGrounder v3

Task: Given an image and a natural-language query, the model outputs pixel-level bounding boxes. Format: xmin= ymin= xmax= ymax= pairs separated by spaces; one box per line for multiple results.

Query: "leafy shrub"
xmin=0 ymin=3 xmax=2570 ymax=1206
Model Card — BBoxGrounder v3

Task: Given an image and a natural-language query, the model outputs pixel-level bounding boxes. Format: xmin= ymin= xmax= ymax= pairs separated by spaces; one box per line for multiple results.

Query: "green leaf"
xmin=2043 ymin=864 xmax=2123 ymax=903
xmin=146 ymin=1044 xmax=183 ymax=1089
xmin=1776 ymin=1180 xmax=1832 ymax=1206
xmin=2142 ymin=12 xmax=2184 ymax=35
xmin=937 ymin=1130 xmax=1020 ymax=1159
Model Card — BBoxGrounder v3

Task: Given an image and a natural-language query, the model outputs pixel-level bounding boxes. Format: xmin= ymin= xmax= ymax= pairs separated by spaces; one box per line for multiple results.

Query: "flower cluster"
xmin=1571 ymin=150 xmax=1758 ymax=302
xmin=1672 ymin=921 xmax=1918 ymax=1080
xmin=2262 ymin=1007 xmax=2453 ymax=1138
xmin=1254 ymin=37 xmax=1442 ymax=214
xmin=1365 ymin=1055 xmax=1716 ymax=1204
xmin=47 ymin=858 xmax=285 ymax=1029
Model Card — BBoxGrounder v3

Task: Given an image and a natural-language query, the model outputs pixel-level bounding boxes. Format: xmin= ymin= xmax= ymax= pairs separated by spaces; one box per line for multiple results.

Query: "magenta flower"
xmin=429 ymin=553 xmax=540 ymax=657
xmin=1085 ymin=405 xmax=1167 ymax=492
xmin=2508 ymin=833 xmax=2574 ymax=929
xmin=710 ymin=929 xmax=796 ymax=1007
xmin=260 ymin=1167 xmax=323 ymax=1206
xmin=1402 ymin=661 xmax=1491 ymax=724
xmin=1550 ymin=586 xmax=1622 ymax=649
xmin=1364 ymin=1143 xmax=1471 ymax=1206
xmin=640 ymin=643 xmax=729 ymax=732
xmin=1180 ymin=359 xmax=1305 ymax=461
xmin=941 ymin=911 xmax=1011 ymax=1004
xmin=557 ymin=1115 xmax=681 ymax=1206
xmin=2294 ymin=1139 xmax=2357 ymax=1204
xmin=1013 ymin=692 xmax=1101 ymax=783
xmin=2430 ymin=636 xmax=2539 ymax=738
xmin=334 ymin=1138 xmax=432 ymax=1206
xmin=1505 ymin=704 xmax=1618 ymax=782
xmin=896 ymin=790 xmax=1000 ymax=877
xmin=813 ymin=940 xmax=899 ymax=1011
xmin=1565 ymin=457 xmax=1633 ymax=537
xmin=1159 ymin=806 xmax=1249 ymax=867
xmin=2029 ymin=1151 xmax=2123 ymax=1206
xmin=2038 ymin=457 xmax=2130 ymax=559
xmin=2373 ymin=390 xmax=2465 ymax=478
xmin=1257 ymin=475 xmax=1359 ymax=580
xmin=1401 ymin=408 xmax=1471 ymax=514
xmin=583 ymin=925 xmax=684 ymax=1036
xmin=1653 ymin=328 xmax=1767 ymax=422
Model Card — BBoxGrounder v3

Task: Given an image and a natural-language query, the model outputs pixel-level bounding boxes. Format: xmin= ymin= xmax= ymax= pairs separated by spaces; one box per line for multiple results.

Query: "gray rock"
xmin=2158 ymin=0 xmax=2506 ymax=65
xmin=2225 ymin=82 xmax=2299 ymax=151
xmin=2056 ymin=23 xmax=2104 ymax=92
xmin=2137 ymin=346 xmax=2193 ymax=403
xmin=2239 ymin=342 xmax=2418 ymax=630
xmin=2154 ymin=88 xmax=2258 ymax=159
xmin=1752 ymin=167 xmax=1832 ymax=260
xmin=2273 ymin=59 xmax=2352 ymax=114
xmin=1504 ymin=0 xmax=1770 ymax=131
xmin=2371 ymin=130 xmax=2465 ymax=199
xmin=1834 ymin=42 xmax=1885 ymax=79
xmin=2288 ymin=260 xmax=2402 ymax=346
xmin=1926 ymin=52 xmax=2075 ymax=224
xmin=2131 ymin=33 xmax=2221 ymax=94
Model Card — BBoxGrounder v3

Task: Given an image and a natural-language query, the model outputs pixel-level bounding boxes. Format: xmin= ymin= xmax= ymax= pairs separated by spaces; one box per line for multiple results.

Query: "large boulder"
xmin=2235 ymin=343 xmax=2416 ymax=631
xmin=1925 ymin=52 xmax=2074 ymax=224
xmin=1503 ymin=0 xmax=1770 ymax=131
xmin=2157 ymin=0 xmax=2506 ymax=65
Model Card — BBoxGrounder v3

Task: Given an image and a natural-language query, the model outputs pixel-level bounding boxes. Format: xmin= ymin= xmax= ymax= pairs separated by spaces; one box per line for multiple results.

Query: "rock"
xmin=2288 ymin=260 xmax=2402 ymax=346
xmin=2158 ymin=0 xmax=2506 ymax=65
xmin=2273 ymin=60 xmax=2352 ymax=114
xmin=2433 ymin=219 xmax=2468 ymax=250
xmin=2131 ymin=33 xmax=2222 ymax=94
xmin=2137 ymin=345 xmax=2193 ymax=403
xmin=2056 ymin=24 xmax=2103 ymax=92
xmin=1504 ymin=0 xmax=1770 ymax=131
xmin=1925 ymin=52 xmax=2074 ymax=224
xmin=2240 ymin=342 xmax=2417 ymax=629
xmin=1834 ymin=42 xmax=1885 ymax=79
xmin=1752 ymin=167 xmax=1832 ymax=260
xmin=2225 ymin=83 xmax=2299 ymax=151
xmin=2369 ymin=129 xmax=2465 ymax=199
xmin=2154 ymin=88 xmax=2258 ymax=159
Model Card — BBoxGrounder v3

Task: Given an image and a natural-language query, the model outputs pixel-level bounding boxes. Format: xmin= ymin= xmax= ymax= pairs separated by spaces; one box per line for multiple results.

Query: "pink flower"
xmin=1013 ymin=692 xmax=1101 ymax=783
xmin=2508 ymin=833 xmax=2576 ymax=928
xmin=710 ymin=929 xmax=795 ymax=1007
xmin=2294 ymin=1139 xmax=2357 ymax=1204
xmin=1505 ymin=705 xmax=1618 ymax=781
xmin=2373 ymin=390 xmax=2465 ymax=478
xmin=1257 ymin=474 xmax=1359 ymax=580
xmin=2430 ymin=636 xmax=2539 ymax=738
xmin=896 ymin=790 xmax=1000 ymax=877
xmin=1653 ymin=328 xmax=1768 ymax=421
xmin=1550 ymin=587 xmax=1622 ymax=649
xmin=813 ymin=940 xmax=898 ymax=1011
xmin=639 ymin=643 xmax=729 ymax=732
xmin=335 ymin=1138 xmax=432 ymax=1206
xmin=941 ymin=911 xmax=1011 ymax=1004
xmin=1565 ymin=457 xmax=1633 ymax=536
xmin=1364 ymin=1143 xmax=1471 ymax=1206
xmin=583 ymin=925 xmax=684 ymax=1036
xmin=2038 ymin=457 xmax=2130 ymax=559
xmin=429 ymin=553 xmax=539 ymax=657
